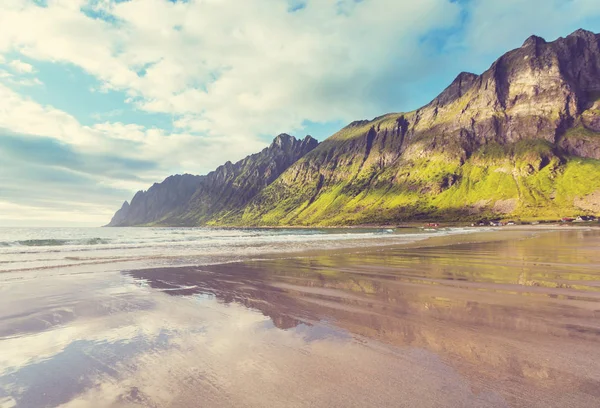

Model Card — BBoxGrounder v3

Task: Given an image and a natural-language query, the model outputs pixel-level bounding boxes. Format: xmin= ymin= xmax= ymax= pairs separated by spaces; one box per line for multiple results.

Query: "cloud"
xmin=0 ymin=0 xmax=462 ymax=138
xmin=7 ymin=59 xmax=34 ymax=73
xmin=0 ymin=131 xmax=158 ymax=225
xmin=1 ymin=76 xmax=42 ymax=87
xmin=0 ymin=131 xmax=158 ymax=176
xmin=90 ymin=109 xmax=124 ymax=120
xmin=0 ymin=59 xmax=42 ymax=87
xmin=0 ymin=83 xmax=256 ymax=172
xmin=0 ymin=83 xmax=266 ymax=225
xmin=2 ymin=1 xmax=596 ymax=138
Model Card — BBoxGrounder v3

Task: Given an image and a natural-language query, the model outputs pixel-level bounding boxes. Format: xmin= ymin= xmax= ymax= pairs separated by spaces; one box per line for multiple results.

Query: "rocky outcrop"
xmin=106 ymin=135 xmax=318 ymax=226
xmin=106 ymin=174 xmax=204 ymax=226
xmin=109 ymin=201 xmax=130 ymax=226
xmin=403 ymin=28 xmax=600 ymax=154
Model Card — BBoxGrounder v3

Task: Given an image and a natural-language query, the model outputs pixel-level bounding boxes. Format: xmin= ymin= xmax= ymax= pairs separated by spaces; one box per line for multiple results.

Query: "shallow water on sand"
xmin=1 ymin=228 xmax=600 ymax=407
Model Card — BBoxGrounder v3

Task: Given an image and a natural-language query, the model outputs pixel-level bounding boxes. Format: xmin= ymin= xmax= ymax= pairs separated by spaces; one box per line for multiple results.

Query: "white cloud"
xmin=7 ymin=77 xmax=42 ymax=86
xmin=0 ymin=83 xmax=96 ymax=147
xmin=0 ymin=59 xmax=42 ymax=87
xmin=0 ymin=82 xmax=266 ymax=225
xmin=0 ymin=0 xmax=461 ymax=140
xmin=1 ymin=0 xmax=594 ymax=144
xmin=90 ymin=109 xmax=123 ymax=120
xmin=8 ymin=59 xmax=34 ymax=73
xmin=0 ymin=83 xmax=231 ymax=168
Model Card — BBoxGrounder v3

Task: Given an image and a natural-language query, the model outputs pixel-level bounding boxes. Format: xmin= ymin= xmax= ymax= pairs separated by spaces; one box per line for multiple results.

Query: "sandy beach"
xmin=1 ymin=227 xmax=600 ymax=407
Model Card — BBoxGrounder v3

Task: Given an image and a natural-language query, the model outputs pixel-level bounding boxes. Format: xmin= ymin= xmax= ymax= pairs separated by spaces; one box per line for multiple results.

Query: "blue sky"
xmin=1 ymin=0 xmax=600 ymax=226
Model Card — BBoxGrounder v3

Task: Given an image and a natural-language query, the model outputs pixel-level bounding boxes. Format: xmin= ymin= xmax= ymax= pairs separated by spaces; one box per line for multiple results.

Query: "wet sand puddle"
xmin=1 ymin=229 xmax=600 ymax=407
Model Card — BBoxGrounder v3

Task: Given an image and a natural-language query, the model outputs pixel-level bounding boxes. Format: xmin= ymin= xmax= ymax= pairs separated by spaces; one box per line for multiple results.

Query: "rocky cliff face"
xmin=106 ymin=134 xmax=318 ymax=226
xmin=405 ymin=29 xmax=600 ymax=157
xmin=171 ymin=134 xmax=318 ymax=225
xmin=109 ymin=29 xmax=600 ymax=227
xmin=106 ymin=174 xmax=204 ymax=226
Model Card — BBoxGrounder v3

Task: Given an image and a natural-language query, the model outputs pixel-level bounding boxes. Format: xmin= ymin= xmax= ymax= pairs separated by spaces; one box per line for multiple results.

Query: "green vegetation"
xmin=329 ymin=113 xmax=405 ymax=142
xmin=136 ymin=132 xmax=600 ymax=227
xmin=233 ymin=137 xmax=600 ymax=226
xmin=562 ymin=125 xmax=600 ymax=143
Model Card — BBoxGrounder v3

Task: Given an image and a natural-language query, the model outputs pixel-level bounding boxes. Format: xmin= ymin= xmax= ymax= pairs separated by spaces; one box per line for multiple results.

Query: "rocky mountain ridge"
xmin=108 ymin=29 xmax=600 ymax=227
xmin=107 ymin=134 xmax=318 ymax=226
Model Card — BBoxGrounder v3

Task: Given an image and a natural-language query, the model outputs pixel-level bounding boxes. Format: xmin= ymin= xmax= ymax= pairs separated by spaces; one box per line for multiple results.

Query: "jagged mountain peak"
xmin=271 ymin=133 xmax=298 ymax=151
xmin=522 ymin=29 xmax=597 ymax=49
xmin=273 ymin=133 xmax=294 ymax=141
xmin=567 ymin=28 xmax=598 ymax=40
xmin=238 ymin=29 xmax=600 ymax=226
xmin=429 ymin=71 xmax=479 ymax=108
xmin=270 ymin=133 xmax=318 ymax=152
xmin=455 ymin=71 xmax=478 ymax=80
xmin=521 ymin=34 xmax=546 ymax=47
xmin=272 ymin=133 xmax=293 ymax=145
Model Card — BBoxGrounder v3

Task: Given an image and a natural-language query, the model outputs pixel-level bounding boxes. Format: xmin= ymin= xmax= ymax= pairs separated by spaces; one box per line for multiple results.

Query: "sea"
xmin=0 ymin=226 xmax=477 ymax=275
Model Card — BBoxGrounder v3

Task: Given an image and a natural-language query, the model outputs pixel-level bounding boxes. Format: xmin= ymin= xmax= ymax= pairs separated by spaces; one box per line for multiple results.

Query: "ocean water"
xmin=0 ymin=226 xmax=477 ymax=274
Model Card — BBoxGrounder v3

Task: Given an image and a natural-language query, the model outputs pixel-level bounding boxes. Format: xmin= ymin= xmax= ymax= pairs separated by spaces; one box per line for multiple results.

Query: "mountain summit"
xmin=108 ymin=29 xmax=600 ymax=226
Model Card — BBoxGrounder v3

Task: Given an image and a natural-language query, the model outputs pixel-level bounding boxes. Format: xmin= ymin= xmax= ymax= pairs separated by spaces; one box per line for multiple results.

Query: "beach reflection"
xmin=1 ymin=229 xmax=600 ymax=407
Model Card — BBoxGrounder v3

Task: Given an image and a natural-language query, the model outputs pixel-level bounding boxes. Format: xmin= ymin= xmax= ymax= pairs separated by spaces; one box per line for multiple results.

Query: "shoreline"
xmin=2 ymin=225 xmax=596 ymax=278
xmin=103 ymin=221 xmax=600 ymax=230
xmin=116 ymin=224 xmax=595 ymax=272
xmin=116 ymin=227 xmax=560 ymax=279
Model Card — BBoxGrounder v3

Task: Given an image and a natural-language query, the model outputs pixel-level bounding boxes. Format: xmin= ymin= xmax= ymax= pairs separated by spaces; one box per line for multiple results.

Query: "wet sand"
xmin=1 ymin=228 xmax=600 ymax=407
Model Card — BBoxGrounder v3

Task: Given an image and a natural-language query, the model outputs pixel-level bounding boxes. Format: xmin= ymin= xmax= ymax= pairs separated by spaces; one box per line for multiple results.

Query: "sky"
xmin=1 ymin=0 xmax=600 ymax=227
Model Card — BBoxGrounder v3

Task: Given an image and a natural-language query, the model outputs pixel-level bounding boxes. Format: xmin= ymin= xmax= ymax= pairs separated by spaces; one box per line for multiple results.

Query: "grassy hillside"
xmin=231 ymin=138 xmax=600 ymax=226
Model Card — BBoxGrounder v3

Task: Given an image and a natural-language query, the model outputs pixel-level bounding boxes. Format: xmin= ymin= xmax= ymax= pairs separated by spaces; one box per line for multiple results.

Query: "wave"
xmin=0 ymin=238 xmax=111 ymax=247
xmin=0 ymin=228 xmax=471 ymax=255
xmin=0 ymin=227 xmax=483 ymax=276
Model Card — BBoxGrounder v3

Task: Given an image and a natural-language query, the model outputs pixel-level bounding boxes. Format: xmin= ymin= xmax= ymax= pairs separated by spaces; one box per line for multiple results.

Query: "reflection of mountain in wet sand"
xmin=127 ymin=264 xmax=308 ymax=330
xmin=128 ymin=229 xmax=600 ymax=407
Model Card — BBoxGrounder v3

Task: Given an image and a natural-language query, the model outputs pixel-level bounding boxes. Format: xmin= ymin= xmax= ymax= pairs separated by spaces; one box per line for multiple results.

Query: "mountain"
xmin=106 ymin=134 xmax=318 ymax=226
xmin=108 ymin=29 xmax=600 ymax=227
xmin=107 ymin=174 xmax=204 ymax=226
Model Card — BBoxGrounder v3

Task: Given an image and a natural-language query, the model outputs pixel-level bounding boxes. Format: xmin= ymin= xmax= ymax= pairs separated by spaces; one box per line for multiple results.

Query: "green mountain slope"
xmin=236 ymin=131 xmax=600 ymax=225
